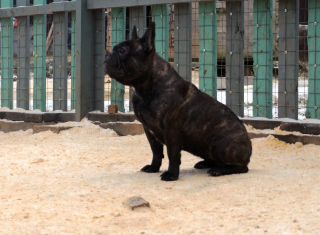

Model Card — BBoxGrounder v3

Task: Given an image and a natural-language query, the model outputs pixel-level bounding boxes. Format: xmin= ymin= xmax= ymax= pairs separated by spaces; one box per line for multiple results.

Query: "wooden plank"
xmin=71 ymin=0 xmax=76 ymax=110
xmin=75 ymin=0 xmax=95 ymax=121
xmin=92 ymin=9 xmax=106 ymax=112
xmin=0 ymin=0 xmax=14 ymax=109
xmin=278 ymin=0 xmax=299 ymax=119
xmin=252 ymin=0 xmax=273 ymax=118
xmin=46 ymin=22 xmax=54 ymax=53
xmin=306 ymin=0 xmax=320 ymax=119
xmin=16 ymin=12 xmax=31 ymax=110
xmin=110 ymin=7 xmax=126 ymax=112
xmin=225 ymin=1 xmax=244 ymax=116
xmin=53 ymin=9 xmax=68 ymax=111
xmin=16 ymin=0 xmax=31 ymax=109
xmin=87 ymin=0 xmax=245 ymax=10
xmin=174 ymin=3 xmax=192 ymax=82
xmin=129 ymin=6 xmax=146 ymax=111
xmin=33 ymin=0 xmax=47 ymax=111
xmin=152 ymin=4 xmax=169 ymax=61
xmin=198 ymin=1 xmax=217 ymax=98
xmin=0 ymin=1 xmax=76 ymax=18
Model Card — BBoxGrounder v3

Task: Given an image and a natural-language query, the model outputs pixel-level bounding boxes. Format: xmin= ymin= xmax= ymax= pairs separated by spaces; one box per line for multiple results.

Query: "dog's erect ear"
xmin=132 ymin=26 xmax=138 ymax=40
xmin=141 ymin=22 xmax=155 ymax=53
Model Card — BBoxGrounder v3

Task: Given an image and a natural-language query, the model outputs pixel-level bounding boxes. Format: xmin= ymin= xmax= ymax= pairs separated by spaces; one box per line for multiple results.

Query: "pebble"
xmin=123 ymin=196 xmax=150 ymax=210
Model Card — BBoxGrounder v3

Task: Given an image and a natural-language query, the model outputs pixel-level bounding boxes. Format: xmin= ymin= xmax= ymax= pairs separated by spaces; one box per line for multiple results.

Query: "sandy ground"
xmin=0 ymin=120 xmax=320 ymax=234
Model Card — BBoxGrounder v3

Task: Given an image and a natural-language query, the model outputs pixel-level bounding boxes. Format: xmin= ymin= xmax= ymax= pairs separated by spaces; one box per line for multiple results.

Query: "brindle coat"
xmin=105 ymin=22 xmax=252 ymax=181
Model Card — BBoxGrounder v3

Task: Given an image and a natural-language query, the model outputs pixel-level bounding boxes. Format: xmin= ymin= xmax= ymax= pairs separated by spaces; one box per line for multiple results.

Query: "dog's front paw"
xmin=160 ymin=171 xmax=179 ymax=181
xmin=140 ymin=164 xmax=160 ymax=173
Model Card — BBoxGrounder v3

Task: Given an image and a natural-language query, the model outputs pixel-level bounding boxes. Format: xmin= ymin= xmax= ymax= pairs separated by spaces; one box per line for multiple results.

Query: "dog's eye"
xmin=119 ymin=47 xmax=126 ymax=55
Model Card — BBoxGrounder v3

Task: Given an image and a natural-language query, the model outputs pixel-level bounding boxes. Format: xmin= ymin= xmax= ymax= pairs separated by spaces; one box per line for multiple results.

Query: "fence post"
xmin=75 ymin=0 xmax=94 ymax=121
xmin=278 ymin=0 xmax=299 ymax=120
xmin=129 ymin=6 xmax=147 ymax=111
xmin=71 ymin=0 xmax=76 ymax=110
xmin=306 ymin=0 xmax=320 ymax=119
xmin=92 ymin=9 xmax=106 ymax=112
xmin=110 ymin=8 xmax=126 ymax=112
xmin=16 ymin=0 xmax=31 ymax=110
xmin=33 ymin=0 xmax=47 ymax=111
xmin=0 ymin=0 xmax=14 ymax=109
xmin=152 ymin=4 xmax=169 ymax=61
xmin=53 ymin=0 xmax=68 ymax=111
xmin=174 ymin=3 xmax=192 ymax=82
xmin=252 ymin=0 xmax=273 ymax=118
xmin=198 ymin=1 xmax=217 ymax=99
xmin=226 ymin=0 xmax=245 ymax=117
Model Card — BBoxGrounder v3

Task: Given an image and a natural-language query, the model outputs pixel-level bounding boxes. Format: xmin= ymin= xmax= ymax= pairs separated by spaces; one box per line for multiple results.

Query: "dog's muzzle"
xmin=104 ymin=53 xmax=121 ymax=75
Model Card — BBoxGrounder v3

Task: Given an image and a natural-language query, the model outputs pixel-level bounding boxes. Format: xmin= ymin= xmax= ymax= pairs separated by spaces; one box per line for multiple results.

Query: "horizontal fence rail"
xmin=0 ymin=0 xmax=319 ymax=121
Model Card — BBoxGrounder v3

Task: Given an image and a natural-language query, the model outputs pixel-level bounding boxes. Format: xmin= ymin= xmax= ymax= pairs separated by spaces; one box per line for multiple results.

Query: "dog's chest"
xmin=134 ymin=100 xmax=165 ymax=143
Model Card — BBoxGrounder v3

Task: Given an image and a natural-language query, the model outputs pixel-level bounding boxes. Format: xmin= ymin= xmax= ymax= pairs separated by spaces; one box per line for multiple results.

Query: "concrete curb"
xmin=33 ymin=125 xmax=81 ymax=134
xmin=1 ymin=112 xmax=320 ymax=145
xmin=100 ymin=122 xmax=144 ymax=136
xmin=0 ymin=120 xmax=52 ymax=133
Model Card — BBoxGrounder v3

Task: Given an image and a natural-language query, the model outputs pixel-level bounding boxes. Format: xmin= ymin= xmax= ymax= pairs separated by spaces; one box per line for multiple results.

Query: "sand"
xmin=0 ymin=120 xmax=319 ymax=234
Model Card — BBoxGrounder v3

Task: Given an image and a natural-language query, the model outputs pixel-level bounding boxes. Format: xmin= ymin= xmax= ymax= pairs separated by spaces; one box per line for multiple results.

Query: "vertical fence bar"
xmin=53 ymin=0 xmax=68 ymax=111
xmin=130 ymin=7 xmax=147 ymax=37
xmin=92 ymin=9 xmax=106 ymax=112
xmin=0 ymin=0 xmax=14 ymax=109
xmin=16 ymin=0 xmax=30 ymax=110
xmin=174 ymin=3 xmax=192 ymax=82
xmin=198 ymin=1 xmax=217 ymax=99
xmin=278 ymin=0 xmax=299 ymax=119
xmin=306 ymin=0 xmax=320 ymax=119
xmin=110 ymin=8 xmax=126 ymax=112
xmin=252 ymin=0 xmax=273 ymax=118
xmin=129 ymin=6 xmax=147 ymax=111
xmin=226 ymin=1 xmax=245 ymax=117
xmin=33 ymin=0 xmax=47 ymax=111
xmin=152 ymin=4 xmax=169 ymax=61
xmin=71 ymin=0 xmax=76 ymax=110
xmin=76 ymin=0 xmax=95 ymax=121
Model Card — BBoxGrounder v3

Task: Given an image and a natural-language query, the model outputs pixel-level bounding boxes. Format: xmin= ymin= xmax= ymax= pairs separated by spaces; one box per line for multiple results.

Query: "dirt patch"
xmin=0 ymin=120 xmax=319 ymax=234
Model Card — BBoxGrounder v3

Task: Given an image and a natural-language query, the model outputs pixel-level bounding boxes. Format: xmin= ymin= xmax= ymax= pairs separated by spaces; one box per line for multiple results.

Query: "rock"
xmin=123 ymin=196 xmax=150 ymax=210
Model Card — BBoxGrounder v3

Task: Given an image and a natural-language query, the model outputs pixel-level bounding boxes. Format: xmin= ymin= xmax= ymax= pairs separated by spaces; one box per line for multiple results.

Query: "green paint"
xmin=252 ymin=0 xmax=273 ymax=118
xmin=33 ymin=14 xmax=47 ymax=111
xmin=111 ymin=8 xmax=126 ymax=112
xmin=71 ymin=0 xmax=76 ymax=110
xmin=33 ymin=0 xmax=46 ymax=5
xmin=1 ymin=0 xmax=13 ymax=8
xmin=198 ymin=1 xmax=217 ymax=98
xmin=306 ymin=0 xmax=320 ymax=119
xmin=0 ymin=0 xmax=14 ymax=108
xmin=32 ymin=0 xmax=47 ymax=111
xmin=152 ymin=4 xmax=169 ymax=61
xmin=0 ymin=17 xmax=14 ymax=109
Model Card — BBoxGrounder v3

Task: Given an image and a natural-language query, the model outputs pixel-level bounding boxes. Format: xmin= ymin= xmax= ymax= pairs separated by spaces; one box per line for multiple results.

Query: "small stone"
xmin=123 ymin=196 xmax=150 ymax=210
xmin=295 ymin=142 xmax=303 ymax=148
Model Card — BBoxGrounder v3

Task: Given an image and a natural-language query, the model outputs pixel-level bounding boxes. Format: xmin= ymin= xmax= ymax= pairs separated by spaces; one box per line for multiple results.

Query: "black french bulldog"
xmin=104 ymin=22 xmax=252 ymax=181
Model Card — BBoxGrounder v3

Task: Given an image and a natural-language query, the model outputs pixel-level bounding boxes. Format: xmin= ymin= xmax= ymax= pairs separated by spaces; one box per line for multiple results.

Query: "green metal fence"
xmin=0 ymin=0 xmax=319 ymax=121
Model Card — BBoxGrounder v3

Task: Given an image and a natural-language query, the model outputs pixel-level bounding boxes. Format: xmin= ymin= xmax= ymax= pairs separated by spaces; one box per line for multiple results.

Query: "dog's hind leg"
xmin=207 ymin=165 xmax=249 ymax=176
xmin=194 ymin=160 xmax=215 ymax=169
xmin=206 ymin=137 xmax=251 ymax=177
